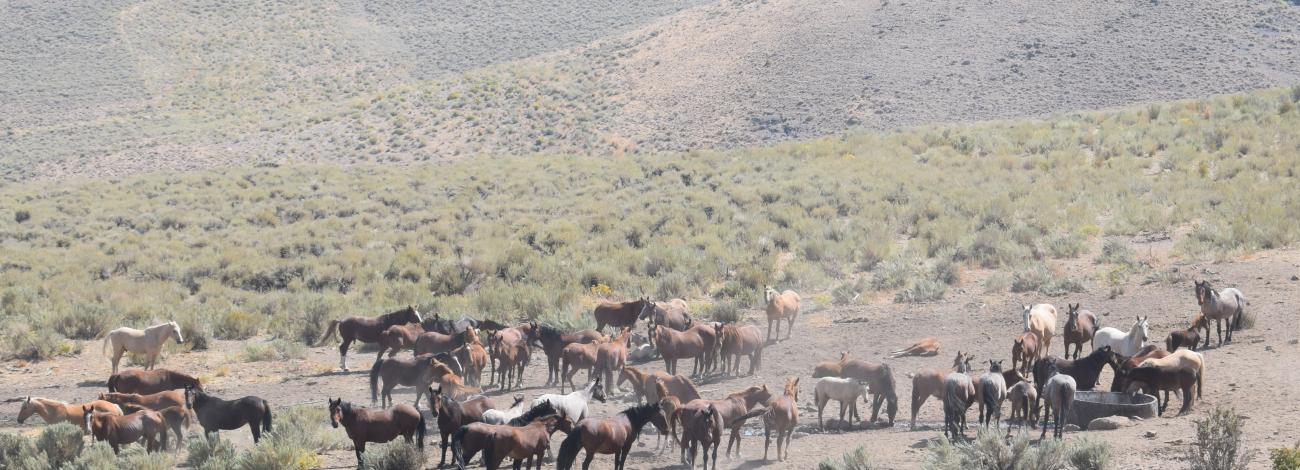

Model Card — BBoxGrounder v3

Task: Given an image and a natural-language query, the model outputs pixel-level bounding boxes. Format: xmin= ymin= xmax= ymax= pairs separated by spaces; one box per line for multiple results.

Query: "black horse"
xmin=185 ymin=384 xmax=272 ymax=442
xmin=1032 ymin=346 xmax=1120 ymax=412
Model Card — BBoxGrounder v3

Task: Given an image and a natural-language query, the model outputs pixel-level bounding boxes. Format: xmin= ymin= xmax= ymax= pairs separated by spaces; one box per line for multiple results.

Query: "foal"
xmin=329 ymin=397 xmax=425 ymax=468
xmin=536 ymin=324 xmax=603 ymax=386
xmin=557 ymin=403 xmax=661 ymax=470
xmin=1011 ymin=332 xmax=1040 ymax=374
xmin=838 ymin=353 xmax=899 ymax=425
xmin=84 ymin=406 xmax=167 ymax=453
xmin=186 ymin=385 xmax=272 ymax=443
xmin=761 ymin=377 xmax=799 ymax=462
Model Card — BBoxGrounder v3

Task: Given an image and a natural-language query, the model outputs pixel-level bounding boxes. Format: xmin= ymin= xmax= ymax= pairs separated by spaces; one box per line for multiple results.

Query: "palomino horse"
xmin=185 ymin=385 xmax=272 ymax=443
xmin=1038 ymin=361 xmax=1076 ymax=440
xmin=84 ymin=406 xmax=167 ymax=453
xmin=1195 ymin=280 xmax=1247 ymax=348
xmin=838 ymin=354 xmax=899 ymax=425
xmin=103 ymin=321 xmax=184 ymax=374
xmin=428 ymin=386 xmax=497 ymax=467
xmin=908 ymin=351 xmax=972 ymax=429
xmin=678 ymin=385 xmax=772 ymax=461
xmin=18 ymin=397 xmax=121 ymax=431
xmin=370 ymin=353 xmax=444 ymax=408
xmin=451 ymin=401 xmax=558 ymax=470
xmin=1094 ymin=316 xmax=1149 ymax=357
xmin=536 ymin=324 xmax=603 ymax=386
xmin=653 ymin=325 xmax=707 ymax=376
xmin=99 ymin=390 xmax=186 ymax=411
xmin=1022 ymin=304 xmax=1057 ymax=359
xmin=889 ymin=337 xmax=940 ymax=358
xmin=1062 ymin=303 xmax=1098 ymax=360
xmin=763 ymin=287 xmax=800 ymax=342
xmin=593 ymin=298 xmax=653 ymax=333
xmin=594 ymin=329 xmax=632 ymax=395
xmin=375 ymin=322 xmax=425 ymax=359
xmin=317 ymin=305 xmax=422 ymax=371
xmin=533 ymin=377 xmax=607 ymax=423
xmin=108 ymin=368 xmax=202 ymax=395
xmin=120 ymin=403 xmax=189 ymax=451
xmin=761 ymin=377 xmax=799 ymax=462
xmin=977 ymin=360 xmax=1007 ymax=430
xmin=329 ymin=398 xmax=425 ymax=468
xmin=642 ymin=299 xmax=693 ymax=331
xmin=814 ymin=377 xmax=868 ymax=430
xmin=1138 ymin=349 xmax=1205 ymax=400
xmin=942 ymin=355 xmax=975 ymax=441
xmin=557 ymin=403 xmax=660 ymax=470
xmin=560 ymin=334 xmax=606 ymax=393
xmin=717 ymin=323 xmax=764 ymax=377
xmin=1011 ymin=332 xmax=1040 ymax=374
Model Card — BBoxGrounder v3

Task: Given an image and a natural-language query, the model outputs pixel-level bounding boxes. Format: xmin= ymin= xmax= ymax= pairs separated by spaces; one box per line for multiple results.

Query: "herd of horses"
xmin=8 ymin=281 xmax=1249 ymax=468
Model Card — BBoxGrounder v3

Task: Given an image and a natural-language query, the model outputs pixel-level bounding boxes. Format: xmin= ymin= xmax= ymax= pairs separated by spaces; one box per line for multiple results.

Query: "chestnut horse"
xmin=103 ymin=321 xmax=184 ymax=374
xmin=642 ymin=299 xmax=694 ymax=331
xmin=1121 ymin=363 xmax=1199 ymax=416
xmin=717 ymin=323 xmax=764 ymax=377
xmin=108 ymin=368 xmax=202 ymax=395
xmin=653 ymin=325 xmax=707 ymax=376
xmin=428 ymin=386 xmax=497 ymax=467
xmin=889 ymin=337 xmax=940 ymax=358
xmin=99 ymin=390 xmax=186 ymax=411
xmin=18 ymin=397 xmax=121 ymax=432
xmin=1011 ymin=332 xmax=1040 ymax=374
xmin=317 ymin=305 xmax=422 ymax=371
xmin=838 ymin=353 xmax=899 ymax=425
xmin=536 ymin=324 xmax=603 ymax=386
xmin=451 ymin=401 xmax=557 ymax=469
xmin=560 ymin=335 xmax=606 ymax=393
xmin=185 ymin=385 xmax=272 ymax=443
xmin=84 ymin=406 xmax=166 ymax=453
xmin=678 ymin=385 xmax=772 ymax=461
xmin=761 ymin=377 xmax=799 ymax=462
xmin=329 ymin=398 xmax=425 ymax=468
xmin=595 ymin=329 xmax=632 ymax=396
xmin=370 ymin=353 xmax=443 ymax=408
xmin=1166 ymin=317 xmax=1202 ymax=352
xmin=375 ymin=322 xmax=425 ymax=359
xmin=1062 ymin=303 xmax=1098 ymax=360
xmin=556 ymin=403 xmax=661 ymax=470
xmin=453 ymin=328 xmax=490 ymax=386
xmin=909 ymin=351 xmax=971 ymax=430
xmin=593 ymin=298 xmax=653 ymax=333
xmin=120 ymin=403 xmax=189 ymax=451
xmin=1195 ymin=280 xmax=1247 ymax=347
xmin=763 ymin=287 xmax=800 ymax=342
xmin=481 ymin=414 xmax=570 ymax=470
xmin=1022 ymin=304 xmax=1057 ymax=358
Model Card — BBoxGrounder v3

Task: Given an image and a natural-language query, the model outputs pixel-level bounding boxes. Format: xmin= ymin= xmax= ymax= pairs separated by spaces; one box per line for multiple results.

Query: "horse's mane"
xmin=727 ymin=385 xmax=764 ymax=399
xmin=621 ymin=402 xmax=660 ymax=426
xmin=509 ymin=395 xmax=525 ymax=408
xmin=537 ymin=324 xmax=563 ymax=341
xmin=510 ymin=401 xmax=555 ymax=426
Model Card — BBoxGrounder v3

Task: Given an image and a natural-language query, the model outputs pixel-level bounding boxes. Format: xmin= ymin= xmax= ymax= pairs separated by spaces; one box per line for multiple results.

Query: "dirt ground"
xmin=3 ymin=248 xmax=1298 ymax=469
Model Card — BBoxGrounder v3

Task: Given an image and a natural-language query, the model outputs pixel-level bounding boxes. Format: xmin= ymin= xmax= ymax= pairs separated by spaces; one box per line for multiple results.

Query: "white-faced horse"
xmin=532 ymin=377 xmax=607 ymax=423
xmin=1093 ymin=316 xmax=1149 ymax=357
xmin=103 ymin=322 xmax=184 ymax=374
xmin=1194 ymin=280 xmax=1247 ymax=348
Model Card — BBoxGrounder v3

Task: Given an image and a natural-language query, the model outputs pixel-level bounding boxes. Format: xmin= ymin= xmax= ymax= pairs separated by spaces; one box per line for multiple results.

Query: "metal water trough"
xmin=1068 ymin=391 xmax=1158 ymax=427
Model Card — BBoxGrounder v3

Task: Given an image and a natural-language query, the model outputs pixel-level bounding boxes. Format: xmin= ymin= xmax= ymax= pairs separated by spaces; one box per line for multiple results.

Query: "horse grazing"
xmin=1195 ymin=280 xmax=1247 ymax=347
xmin=557 ymin=403 xmax=661 ymax=470
xmin=761 ymin=377 xmax=799 ymax=462
xmin=1138 ymin=349 xmax=1205 ymax=400
xmin=329 ymin=398 xmax=425 ymax=468
xmin=537 ymin=324 xmax=603 ymax=386
xmin=1122 ymin=362 xmax=1199 ymax=416
xmin=889 ymin=337 xmax=940 ymax=358
xmin=763 ymin=286 xmax=801 ymax=342
xmin=99 ymin=390 xmax=186 ymax=411
xmin=370 ymin=353 xmax=444 ymax=408
xmin=717 ymin=323 xmax=764 ymax=377
xmin=429 ymin=386 xmax=497 ymax=467
xmin=103 ymin=321 xmax=184 ymax=374
xmin=1038 ymin=361 xmax=1077 ymax=440
xmin=1011 ymin=332 xmax=1041 ymax=374
xmin=185 ymin=385 xmax=272 ymax=443
xmin=977 ymin=360 xmax=1008 ymax=430
xmin=595 ymin=328 xmax=632 ymax=395
xmin=909 ymin=351 xmax=972 ymax=430
xmin=108 ymin=368 xmax=202 ymax=395
xmin=84 ymin=407 xmax=167 ymax=453
xmin=838 ymin=354 xmax=899 ymax=425
xmin=18 ymin=397 xmax=121 ymax=432
xmin=560 ymin=336 xmax=605 ymax=393
xmin=1166 ymin=319 xmax=1202 ymax=352
xmin=593 ymin=298 xmax=653 ymax=333
xmin=317 ymin=305 xmax=422 ymax=371
xmin=1094 ymin=316 xmax=1150 ymax=357
xmin=451 ymin=401 xmax=557 ymax=469
xmin=643 ymin=298 xmax=694 ymax=331
xmin=1007 ymin=381 xmax=1038 ymax=428
xmin=375 ymin=322 xmax=425 ymax=359
xmin=533 ymin=377 xmax=607 ymax=423
xmin=942 ymin=358 xmax=975 ymax=441
xmin=679 ymin=385 xmax=772 ymax=460
xmin=120 ymin=403 xmax=189 ymax=451
xmin=1022 ymin=304 xmax=1057 ymax=358
xmin=653 ymin=325 xmax=708 ymax=376
xmin=814 ymin=377 xmax=868 ymax=431
xmin=1062 ymin=303 xmax=1099 ymax=360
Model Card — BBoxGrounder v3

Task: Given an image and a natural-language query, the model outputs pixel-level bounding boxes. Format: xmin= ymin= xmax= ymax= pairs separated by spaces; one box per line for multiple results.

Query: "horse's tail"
xmin=451 ymin=425 xmax=470 ymax=470
xmin=261 ymin=401 xmax=272 ymax=433
xmin=1232 ymin=294 xmax=1246 ymax=331
xmin=1197 ymin=358 xmax=1205 ymax=400
xmin=101 ymin=334 xmax=113 ymax=359
xmin=556 ymin=426 xmax=583 ymax=470
xmin=369 ymin=359 xmax=383 ymax=404
xmin=729 ymin=407 xmax=767 ymax=427
xmin=416 ymin=413 xmax=426 ymax=449
xmin=107 ymin=374 xmax=117 ymax=393
xmin=316 ymin=320 xmax=340 ymax=346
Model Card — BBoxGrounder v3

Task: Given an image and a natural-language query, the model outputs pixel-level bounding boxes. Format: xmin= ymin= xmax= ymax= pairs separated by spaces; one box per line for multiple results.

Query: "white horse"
xmin=531 ymin=376 xmax=606 ymax=422
xmin=813 ymin=377 xmax=868 ymax=431
xmin=1093 ymin=316 xmax=1149 ymax=357
xmin=103 ymin=321 xmax=184 ymax=374
xmin=481 ymin=395 xmax=529 ymax=425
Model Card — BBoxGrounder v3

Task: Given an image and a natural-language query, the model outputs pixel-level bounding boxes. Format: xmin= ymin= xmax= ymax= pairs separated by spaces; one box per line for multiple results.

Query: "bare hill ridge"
xmin=2 ymin=0 xmax=1298 ymax=181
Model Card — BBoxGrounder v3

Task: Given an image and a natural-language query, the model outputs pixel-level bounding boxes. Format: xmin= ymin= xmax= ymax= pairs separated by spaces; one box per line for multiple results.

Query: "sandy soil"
xmin=2 ymin=249 xmax=1298 ymax=469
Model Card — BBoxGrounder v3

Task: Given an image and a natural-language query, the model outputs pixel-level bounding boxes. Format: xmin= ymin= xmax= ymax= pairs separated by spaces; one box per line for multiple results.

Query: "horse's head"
xmin=427 ymin=387 xmax=444 ymax=416
xmin=82 ymin=405 xmax=96 ymax=439
xmin=403 ymin=305 xmax=422 ymax=324
xmin=738 ymin=385 xmax=772 ymax=408
xmin=952 ymin=351 xmax=972 ymax=370
xmin=1194 ymin=280 xmax=1211 ymax=305
xmin=764 ymin=286 xmax=778 ymax=303
xmin=1137 ymin=316 xmax=1150 ymax=343
xmin=328 ymin=398 xmax=347 ymax=428
xmin=16 ymin=396 xmax=33 ymax=424
xmin=1065 ymin=304 xmax=1080 ymax=330
xmin=169 ymin=321 xmax=184 ymax=344
xmin=588 ymin=376 xmax=608 ymax=403
xmin=783 ymin=377 xmax=800 ymax=399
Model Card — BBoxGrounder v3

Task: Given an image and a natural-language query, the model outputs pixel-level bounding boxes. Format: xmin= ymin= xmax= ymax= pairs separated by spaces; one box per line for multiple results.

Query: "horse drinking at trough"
xmin=1122 ymin=359 xmax=1200 ymax=416
xmin=329 ymin=398 xmax=425 ymax=468
xmin=103 ymin=321 xmax=184 ymax=374
xmin=316 ymin=305 xmax=422 ymax=371
xmin=763 ymin=287 xmax=801 ymax=342
xmin=557 ymin=403 xmax=661 ymax=470
xmin=18 ymin=397 xmax=121 ymax=432
xmin=108 ymin=368 xmax=202 ymax=395
xmin=185 ymin=385 xmax=272 ymax=443
xmin=1195 ymin=280 xmax=1248 ymax=347
xmin=1062 ymin=303 xmax=1099 ymax=360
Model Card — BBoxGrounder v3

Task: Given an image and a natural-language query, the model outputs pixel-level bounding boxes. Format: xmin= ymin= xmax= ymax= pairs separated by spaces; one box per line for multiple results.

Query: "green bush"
xmin=895 ymin=279 xmax=947 ymax=303
xmin=871 ymin=257 xmax=916 ymax=290
xmin=2 ymin=324 xmax=72 ymax=361
xmin=361 ymin=442 xmax=426 ymax=470
xmin=1068 ymin=438 xmax=1112 ymax=470
xmin=1096 ymin=239 xmax=1136 ymax=266
xmin=923 ymin=430 xmax=1109 ymax=470
xmin=0 ymin=432 xmax=45 ymax=470
xmin=50 ymin=305 xmax=114 ymax=340
xmin=187 ymin=434 xmax=236 ymax=469
xmin=242 ymin=339 xmax=305 ymax=362
xmin=1271 ymin=444 xmax=1300 ymax=470
xmin=233 ymin=406 xmax=346 ymax=470
xmin=819 ymin=445 xmax=876 ymax=470
xmin=831 ymin=278 xmax=867 ymax=305
xmin=36 ymin=423 xmax=84 ymax=468
xmin=1189 ymin=407 xmax=1253 ymax=470
xmin=214 ymin=310 xmax=262 ymax=340
xmin=703 ymin=301 xmax=741 ymax=323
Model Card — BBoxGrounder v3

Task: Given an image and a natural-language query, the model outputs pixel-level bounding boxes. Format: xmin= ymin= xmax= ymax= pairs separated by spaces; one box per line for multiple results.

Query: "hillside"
xmin=2 ymin=0 xmax=1299 ymax=182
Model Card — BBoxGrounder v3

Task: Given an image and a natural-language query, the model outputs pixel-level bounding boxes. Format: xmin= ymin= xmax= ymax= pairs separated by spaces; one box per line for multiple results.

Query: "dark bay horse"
xmin=329 ymin=398 xmax=425 ymax=468
xmin=375 ymin=322 xmax=425 ymax=359
xmin=593 ymin=298 xmax=652 ymax=333
xmin=481 ymin=414 xmax=569 ymax=470
xmin=838 ymin=354 xmax=899 ymax=426
xmin=452 ymin=401 xmax=557 ymax=469
xmin=185 ymin=385 xmax=272 ymax=443
xmin=317 ymin=305 xmax=422 ymax=371
xmin=108 ymin=368 xmax=202 ymax=395
xmin=557 ymin=403 xmax=661 ymax=470
xmin=429 ymin=385 xmax=497 ymax=467
xmin=370 ymin=353 xmax=442 ymax=408
xmin=84 ymin=406 xmax=167 ymax=453
xmin=120 ymin=403 xmax=189 ymax=451
xmin=537 ymin=324 xmax=603 ymax=386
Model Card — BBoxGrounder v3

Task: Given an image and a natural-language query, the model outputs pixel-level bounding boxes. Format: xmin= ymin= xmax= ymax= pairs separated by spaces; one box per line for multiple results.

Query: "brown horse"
xmin=717 ymin=323 xmax=764 ymax=377
xmin=108 ymin=368 xmax=202 ymax=395
xmin=560 ymin=336 xmax=605 ymax=393
xmin=618 ymin=366 xmax=702 ymax=406
xmin=593 ymin=298 xmax=653 ymax=333
xmin=908 ymin=351 xmax=971 ymax=429
xmin=1011 ymin=332 xmax=1040 ymax=374
xmin=432 ymin=359 xmax=482 ymax=400
xmin=481 ymin=414 xmax=570 ymax=470
xmin=451 ymin=401 xmax=557 ymax=469
xmin=18 ymin=397 xmax=121 ymax=432
xmin=1062 ymin=303 xmax=1099 ymax=360
xmin=557 ymin=403 xmax=661 ymax=470
xmin=651 ymin=381 xmax=684 ymax=452
xmin=653 ymin=324 xmax=707 ymax=376
xmin=1111 ymin=344 xmax=1170 ymax=392
xmin=375 ymin=322 xmax=425 ymax=359
xmin=642 ymin=299 xmax=694 ymax=331
xmin=679 ymin=385 xmax=772 ymax=461
xmin=838 ymin=353 xmax=899 ymax=426
xmin=674 ymin=403 xmax=722 ymax=470
xmin=492 ymin=338 xmax=531 ymax=391
xmin=414 ymin=329 xmax=468 ymax=357
xmin=594 ymin=328 xmax=632 ymax=395
xmin=185 ymin=385 xmax=272 ymax=443
xmin=763 ymin=287 xmax=800 ymax=342
xmin=812 ymin=353 xmax=845 ymax=378
xmin=761 ymin=377 xmax=799 ymax=462
xmin=537 ymin=324 xmax=604 ymax=386
xmin=428 ymin=386 xmax=498 ymax=467
xmin=99 ymin=390 xmax=186 ymax=411
xmin=888 ymin=337 xmax=940 ymax=358
xmin=453 ymin=329 xmax=491 ymax=387
xmin=1166 ymin=315 xmax=1203 ymax=352
xmin=1120 ymin=363 xmax=1198 ymax=416
xmin=329 ymin=398 xmax=425 ymax=467
xmin=370 ymin=353 xmax=443 ymax=408
xmin=120 ymin=403 xmax=189 ymax=451
xmin=84 ymin=406 xmax=167 ymax=453
xmin=317 ymin=305 xmax=422 ymax=371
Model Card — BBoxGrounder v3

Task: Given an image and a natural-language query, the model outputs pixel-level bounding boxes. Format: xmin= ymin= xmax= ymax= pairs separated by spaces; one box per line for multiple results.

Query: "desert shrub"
xmin=655 ymin=272 xmax=691 ymax=300
xmin=176 ymin=313 xmax=212 ymax=351
xmin=361 ymin=442 xmax=425 ymax=470
xmin=895 ymin=279 xmax=946 ymax=303
xmin=36 ymin=423 xmax=84 ymax=468
xmin=1272 ymin=444 xmax=1300 ymax=470
xmin=187 ymin=434 xmax=236 ymax=469
xmin=984 ymin=273 xmax=1012 ymax=294
xmin=1068 ymin=438 xmax=1113 ymax=470
xmin=1096 ymin=239 xmax=1136 ymax=266
xmin=115 ymin=445 xmax=175 ymax=470
xmin=233 ymin=406 xmax=344 ymax=470
xmin=14 ymin=210 xmax=30 ymax=223
xmin=242 ymin=339 xmax=305 ymax=362
xmin=924 ymin=431 xmax=1077 ymax=470
xmin=50 ymin=305 xmax=114 ymax=340
xmin=930 ymin=257 xmax=961 ymax=286
xmin=213 ymin=310 xmax=261 ymax=340
xmin=703 ymin=301 xmax=741 ymax=323
xmin=1189 ymin=407 xmax=1253 ymax=470
xmin=1011 ymin=264 xmax=1085 ymax=296
xmin=1047 ymin=233 xmax=1087 ymax=259
xmin=0 ymin=432 xmax=45 ymax=470
xmin=818 ymin=445 xmax=876 ymax=470
xmin=831 ymin=278 xmax=867 ymax=305
xmin=871 ymin=256 xmax=917 ymax=290
xmin=2 ymin=324 xmax=71 ymax=361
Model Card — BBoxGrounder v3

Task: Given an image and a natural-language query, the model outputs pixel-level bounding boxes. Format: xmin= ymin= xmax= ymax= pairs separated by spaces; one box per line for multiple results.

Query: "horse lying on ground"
xmin=889 ymin=337 xmax=939 ymax=358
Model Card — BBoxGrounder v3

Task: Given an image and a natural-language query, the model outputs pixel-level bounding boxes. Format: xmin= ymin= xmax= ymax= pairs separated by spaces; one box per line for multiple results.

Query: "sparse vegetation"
xmin=924 ymin=431 xmax=1114 ymax=470
xmin=1189 ymin=407 xmax=1253 ymax=470
xmin=819 ymin=445 xmax=876 ymax=470
xmin=241 ymin=339 xmax=306 ymax=362
xmin=361 ymin=442 xmax=426 ymax=470
xmin=1272 ymin=443 xmax=1300 ymax=470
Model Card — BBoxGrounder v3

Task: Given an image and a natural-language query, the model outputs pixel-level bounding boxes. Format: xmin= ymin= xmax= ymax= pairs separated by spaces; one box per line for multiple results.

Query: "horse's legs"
xmin=581 ymin=450 xmax=595 ymax=470
xmin=111 ymin=348 xmax=124 ymax=375
xmin=786 ymin=317 xmax=794 ymax=340
xmin=354 ymin=441 xmax=366 ymax=467
xmin=871 ymin=394 xmax=884 ymax=423
xmin=763 ymin=423 xmax=772 ymax=460
xmin=766 ymin=319 xmax=774 ymax=343
xmin=910 ymin=388 xmax=924 ymax=430
xmin=338 ymin=338 xmax=353 ymax=371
